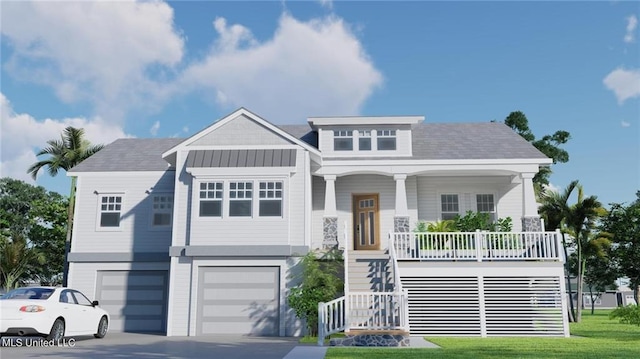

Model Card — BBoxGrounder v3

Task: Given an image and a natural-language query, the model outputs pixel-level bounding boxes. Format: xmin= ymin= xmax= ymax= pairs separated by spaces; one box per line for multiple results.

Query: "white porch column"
xmin=521 ymin=172 xmax=542 ymax=231
xmin=394 ymin=174 xmax=408 ymax=216
xmin=323 ymin=175 xmax=338 ymax=248
xmin=323 ymin=175 xmax=337 ymax=217
xmin=393 ymin=174 xmax=410 ymax=233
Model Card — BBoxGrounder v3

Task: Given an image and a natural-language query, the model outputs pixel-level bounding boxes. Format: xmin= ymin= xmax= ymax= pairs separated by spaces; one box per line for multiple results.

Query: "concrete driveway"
xmin=1 ymin=333 xmax=309 ymax=359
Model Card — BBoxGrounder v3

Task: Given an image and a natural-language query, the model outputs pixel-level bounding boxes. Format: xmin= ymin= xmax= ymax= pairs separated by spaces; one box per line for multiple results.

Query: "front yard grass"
xmin=325 ymin=310 xmax=640 ymax=359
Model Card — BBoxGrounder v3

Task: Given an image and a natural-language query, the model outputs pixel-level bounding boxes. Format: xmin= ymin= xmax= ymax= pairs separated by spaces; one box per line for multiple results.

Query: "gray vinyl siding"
xmin=189 ymin=114 xmax=293 ymax=146
xmin=185 ymin=150 xmax=307 ymax=246
xmin=416 ymin=176 xmax=523 ymax=231
xmin=71 ymin=171 xmax=175 ymax=253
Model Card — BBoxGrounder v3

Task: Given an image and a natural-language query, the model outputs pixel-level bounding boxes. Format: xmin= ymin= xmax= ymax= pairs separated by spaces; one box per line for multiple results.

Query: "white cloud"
xmin=0 ymin=93 xmax=129 ymax=182
xmin=603 ymin=67 xmax=640 ymax=104
xmin=624 ymin=14 xmax=638 ymax=43
xmin=150 ymin=121 xmax=161 ymax=136
xmin=543 ymin=183 xmax=561 ymax=194
xmin=621 ymin=120 xmax=631 ymax=127
xmin=179 ymin=14 xmax=383 ymax=123
xmin=0 ymin=0 xmax=184 ymax=122
xmin=318 ymin=0 xmax=333 ymax=10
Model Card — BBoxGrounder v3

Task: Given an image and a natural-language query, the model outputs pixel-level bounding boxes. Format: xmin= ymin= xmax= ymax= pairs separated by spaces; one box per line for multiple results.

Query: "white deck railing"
xmin=392 ymin=230 xmax=563 ymax=262
xmin=318 ymin=292 xmax=408 ymax=346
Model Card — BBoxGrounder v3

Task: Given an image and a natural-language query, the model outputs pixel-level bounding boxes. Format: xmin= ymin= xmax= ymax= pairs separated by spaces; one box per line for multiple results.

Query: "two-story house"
xmin=67 ymin=108 xmax=568 ymax=338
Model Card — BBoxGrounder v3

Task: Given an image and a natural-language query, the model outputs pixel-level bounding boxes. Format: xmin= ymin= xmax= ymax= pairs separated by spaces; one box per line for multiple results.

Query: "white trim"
xmin=187 ymin=167 xmax=296 ymax=177
xmin=95 ymin=192 xmax=125 ymax=232
xmin=304 ymin=151 xmax=312 ymax=247
xmin=192 ymin=178 xmax=289 ymax=221
xmin=439 ymin=192 xmax=461 ymax=220
xmin=67 ymin=170 xmax=170 ymax=177
xmin=308 ymin=115 xmax=424 ymax=127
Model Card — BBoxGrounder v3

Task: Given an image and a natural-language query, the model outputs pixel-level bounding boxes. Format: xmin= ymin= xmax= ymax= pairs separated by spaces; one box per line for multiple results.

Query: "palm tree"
xmin=539 ymin=180 xmax=579 ymax=321
xmin=0 ymin=235 xmax=46 ymax=290
xmin=564 ymin=186 xmax=605 ymax=322
xmin=27 ymin=127 xmax=104 ymax=286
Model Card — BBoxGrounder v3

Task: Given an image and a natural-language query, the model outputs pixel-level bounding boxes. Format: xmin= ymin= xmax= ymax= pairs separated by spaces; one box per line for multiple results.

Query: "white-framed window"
xmin=259 ymin=181 xmax=283 ymax=217
xmin=440 ymin=194 xmax=459 ymax=220
xmin=377 ymin=130 xmax=396 ymax=150
xmin=229 ymin=181 xmax=253 ymax=217
xmin=358 ymin=130 xmax=372 ymax=151
xmin=476 ymin=194 xmax=496 ymax=222
xmin=98 ymin=194 xmax=123 ymax=228
xmin=199 ymin=182 xmax=223 ymax=217
xmin=151 ymin=194 xmax=173 ymax=227
xmin=334 ymin=130 xmax=353 ymax=151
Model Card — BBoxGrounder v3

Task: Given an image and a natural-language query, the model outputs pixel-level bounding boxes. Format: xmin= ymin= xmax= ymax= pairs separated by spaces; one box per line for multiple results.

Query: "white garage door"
xmin=197 ymin=266 xmax=280 ymax=336
xmin=96 ymin=270 xmax=168 ymax=333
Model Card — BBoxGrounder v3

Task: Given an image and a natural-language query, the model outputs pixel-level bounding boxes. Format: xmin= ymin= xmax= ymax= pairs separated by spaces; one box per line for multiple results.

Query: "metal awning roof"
xmin=185 ymin=149 xmax=296 ymax=168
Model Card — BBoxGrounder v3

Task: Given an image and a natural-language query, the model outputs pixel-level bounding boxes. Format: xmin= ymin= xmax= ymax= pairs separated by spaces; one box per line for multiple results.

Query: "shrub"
xmin=454 ymin=211 xmax=513 ymax=232
xmin=609 ymin=305 xmax=640 ymax=326
xmin=288 ymin=251 xmax=343 ymax=336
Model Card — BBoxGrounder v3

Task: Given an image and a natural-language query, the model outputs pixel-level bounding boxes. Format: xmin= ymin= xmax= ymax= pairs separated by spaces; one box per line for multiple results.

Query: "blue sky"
xmin=1 ymin=1 xmax=638 ymax=206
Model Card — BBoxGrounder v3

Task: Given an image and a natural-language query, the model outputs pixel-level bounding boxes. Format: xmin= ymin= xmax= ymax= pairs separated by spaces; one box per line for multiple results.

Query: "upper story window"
xmin=334 ymin=130 xmax=353 ymax=151
xmin=358 ymin=130 xmax=372 ymax=151
xmin=441 ymin=194 xmax=459 ymax=220
xmin=99 ymin=195 xmax=122 ymax=227
xmin=476 ymin=194 xmax=496 ymax=222
xmin=259 ymin=181 xmax=283 ymax=217
xmin=151 ymin=194 xmax=173 ymax=227
xmin=229 ymin=182 xmax=253 ymax=217
xmin=199 ymin=182 xmax=223 ymax=217
xmin=377 ymin=130 xmax=396 ymax=150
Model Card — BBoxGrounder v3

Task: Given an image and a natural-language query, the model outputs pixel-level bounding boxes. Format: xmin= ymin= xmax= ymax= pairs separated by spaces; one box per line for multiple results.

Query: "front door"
xmin=353 ymin=194 xmax=380 ymax=250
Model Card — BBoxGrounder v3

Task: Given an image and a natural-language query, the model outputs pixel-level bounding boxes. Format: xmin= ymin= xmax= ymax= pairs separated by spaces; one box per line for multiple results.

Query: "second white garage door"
xmin=196 ymin=266 xmax=280 ymax=336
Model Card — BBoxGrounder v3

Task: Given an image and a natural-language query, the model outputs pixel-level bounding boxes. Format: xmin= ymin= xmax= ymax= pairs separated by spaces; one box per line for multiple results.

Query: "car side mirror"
xmin=92 ymin=300 xmax=99 ymax=307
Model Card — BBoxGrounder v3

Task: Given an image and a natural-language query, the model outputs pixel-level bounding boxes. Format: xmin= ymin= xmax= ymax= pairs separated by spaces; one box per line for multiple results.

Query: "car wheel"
xmin=94 ymin=316 xmax=108 ymax=338
xmin=47 ymin=318 xmax=65 ymax=341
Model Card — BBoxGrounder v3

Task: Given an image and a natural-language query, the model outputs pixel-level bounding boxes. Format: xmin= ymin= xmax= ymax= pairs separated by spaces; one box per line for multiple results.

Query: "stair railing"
xmin=388 ymin=231 xmax=410 ymax=332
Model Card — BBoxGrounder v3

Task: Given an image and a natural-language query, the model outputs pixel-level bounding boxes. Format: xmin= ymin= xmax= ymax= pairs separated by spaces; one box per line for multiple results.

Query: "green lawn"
xmin=325 ymin=311 xmax=640 ymax=359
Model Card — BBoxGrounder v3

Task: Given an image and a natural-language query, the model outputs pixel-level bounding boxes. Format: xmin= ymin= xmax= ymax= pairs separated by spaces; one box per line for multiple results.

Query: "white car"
xmin=0 ymin=287 xmax=109 ymax=340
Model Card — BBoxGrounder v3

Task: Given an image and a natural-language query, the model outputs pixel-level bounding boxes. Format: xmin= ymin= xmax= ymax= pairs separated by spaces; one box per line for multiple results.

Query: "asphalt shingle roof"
xmin=70 ymin=138 xmax=184 ymax=172
xmin=70 ymin=122 xmax=546 ymax=172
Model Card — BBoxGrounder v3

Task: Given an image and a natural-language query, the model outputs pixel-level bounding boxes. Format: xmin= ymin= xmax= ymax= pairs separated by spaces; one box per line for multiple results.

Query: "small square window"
xmin=99 ymin=195 xmax=122 ymax=228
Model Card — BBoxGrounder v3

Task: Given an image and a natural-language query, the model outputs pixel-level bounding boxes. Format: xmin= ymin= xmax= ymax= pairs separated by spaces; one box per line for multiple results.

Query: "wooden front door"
xmin=353 ymin=194 xmax=380 ymax=250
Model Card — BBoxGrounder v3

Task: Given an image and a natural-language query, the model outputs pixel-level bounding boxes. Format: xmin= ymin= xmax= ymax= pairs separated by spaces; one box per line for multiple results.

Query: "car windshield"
xmin=1 ymin=288 xmax=55 ymax=300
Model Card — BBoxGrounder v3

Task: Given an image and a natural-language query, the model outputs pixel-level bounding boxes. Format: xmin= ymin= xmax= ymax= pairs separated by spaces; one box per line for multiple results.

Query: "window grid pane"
xmin=441 ymin=194 xmax=459 ymax=220
xmin=259 ymin=181 xmax=283 ymax=217
xmin=376 ymin=130 xmax=397 ymax=151
xmin=476 ymin=194 xmax=495 ymax=213
xmin=200 ymin=182 xmax=223 ymax=217
xmin=152 ymin=194 xmax=173 ymax=226
xmin=99 ymin=195 xmax=122 ymax=227
xmin=334 ymin=130 xmax=353 ymax=151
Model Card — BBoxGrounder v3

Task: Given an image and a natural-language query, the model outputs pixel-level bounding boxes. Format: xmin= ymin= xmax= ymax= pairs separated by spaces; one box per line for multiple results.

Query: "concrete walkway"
xmin=282 ymin=346 xmax=328 ymax=359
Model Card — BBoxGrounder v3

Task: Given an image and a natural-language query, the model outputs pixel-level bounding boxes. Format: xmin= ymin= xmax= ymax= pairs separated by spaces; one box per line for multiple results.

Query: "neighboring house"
xmin=67 ymin=108 xmax=569 ymax=338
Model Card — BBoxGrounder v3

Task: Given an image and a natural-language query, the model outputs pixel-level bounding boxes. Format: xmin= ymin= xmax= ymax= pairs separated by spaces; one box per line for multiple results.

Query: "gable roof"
xmin=69 ymin=138 xmax=184 ymax=173
xmin=162 ymin=108 xmax=321 ymax=160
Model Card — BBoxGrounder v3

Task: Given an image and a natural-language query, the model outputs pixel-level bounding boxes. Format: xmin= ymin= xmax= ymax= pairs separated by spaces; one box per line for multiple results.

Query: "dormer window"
xmin=377 ymin=130 xmax=396 ymax=150
xmin=358 ymin=130 xmax=372 ymax=151
xmin=334 ymin=130 xmax=353 ymax=151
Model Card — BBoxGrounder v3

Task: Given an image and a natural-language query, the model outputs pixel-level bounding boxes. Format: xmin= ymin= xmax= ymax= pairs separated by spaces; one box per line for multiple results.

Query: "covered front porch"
xmin=313 ymin=169 xmax=545 ymax=252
